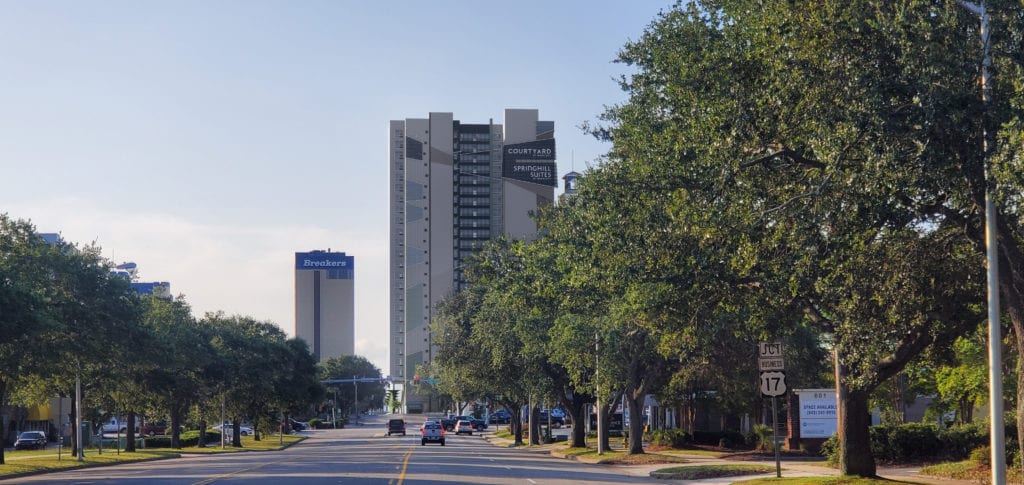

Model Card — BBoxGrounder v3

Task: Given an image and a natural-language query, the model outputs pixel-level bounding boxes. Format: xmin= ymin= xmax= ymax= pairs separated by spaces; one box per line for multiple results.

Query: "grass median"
xmin=0 ymin=449 xmax=178 ymax=477
xmin=0 ymin=434 xmax=304 ymax=477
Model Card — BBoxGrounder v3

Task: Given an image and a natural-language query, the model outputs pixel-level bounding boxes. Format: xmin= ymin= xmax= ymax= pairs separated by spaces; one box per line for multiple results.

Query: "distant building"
xmin=389 ymin=109 xmax=556 ymax=410
xmin=294 ymin=250 xmax=355 ymax=361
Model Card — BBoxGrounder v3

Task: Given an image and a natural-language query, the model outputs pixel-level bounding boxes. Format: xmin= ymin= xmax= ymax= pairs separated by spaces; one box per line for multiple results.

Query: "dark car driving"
xmin=387 ymin=418 xmax=406 ymax=436
xmin=14 ymin=431 xmax=47 ymax=450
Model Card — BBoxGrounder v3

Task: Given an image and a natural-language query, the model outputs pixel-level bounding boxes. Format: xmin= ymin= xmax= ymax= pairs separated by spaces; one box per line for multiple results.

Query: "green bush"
xmin=144 ymin=430 xmax=221 ymax=448
xmin=308 ymin=418 xmax=322 ymax=429
xmin=970 ymin=445 xmax=991 ymax=466
xmin=751 ymin=424 xmax=774 ymax=452
xmin=820 ymin=434 xmax=839 ymax=464
xmin=648 ymin=429 xmax=690 ymax=448
xmin=887 ymin=423 xmax=942 ymax=461
xmin=821 ymin=422 xmax=1001 ymax=464
xmin=692 ymin=430 xmax=747 ymax=448
xmin=937 ymin=423 xmax=987 ymax=460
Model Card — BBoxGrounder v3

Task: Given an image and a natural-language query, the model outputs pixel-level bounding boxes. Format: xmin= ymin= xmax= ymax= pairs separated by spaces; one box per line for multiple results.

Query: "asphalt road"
xmin=3 ymin=415 xmax=668 ymax=485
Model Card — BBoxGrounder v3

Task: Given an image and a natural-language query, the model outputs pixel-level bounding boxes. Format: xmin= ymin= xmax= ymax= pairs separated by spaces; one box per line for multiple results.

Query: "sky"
xmin=0 ymin=0 xmax=673 ymax=374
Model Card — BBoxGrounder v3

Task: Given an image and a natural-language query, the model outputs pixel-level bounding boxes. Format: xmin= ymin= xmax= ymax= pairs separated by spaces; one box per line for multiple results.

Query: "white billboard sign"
xmin=796 ymin=389 xmax=837 ymax=438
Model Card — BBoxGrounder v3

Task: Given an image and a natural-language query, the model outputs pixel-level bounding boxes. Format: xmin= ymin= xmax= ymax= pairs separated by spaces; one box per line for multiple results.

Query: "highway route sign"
xmin=759 ymin=371 xmax=787 ymax=397
xmin=758 ymin=341 xmax=785 ymax=371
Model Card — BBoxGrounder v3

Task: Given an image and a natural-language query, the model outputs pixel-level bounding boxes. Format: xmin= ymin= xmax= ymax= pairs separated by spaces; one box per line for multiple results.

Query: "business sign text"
xmin=796 ymin=389 xmax=837 ymax=438
xmin=295 ymin=252 xmax=354 ymax=271
xmin=503 ymin=139 xmax=557 ymax=187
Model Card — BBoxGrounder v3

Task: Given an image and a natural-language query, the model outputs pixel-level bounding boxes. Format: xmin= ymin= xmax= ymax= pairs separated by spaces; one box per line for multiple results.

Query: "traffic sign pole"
xmin=772 ymin=395 xmax=781 ymax=478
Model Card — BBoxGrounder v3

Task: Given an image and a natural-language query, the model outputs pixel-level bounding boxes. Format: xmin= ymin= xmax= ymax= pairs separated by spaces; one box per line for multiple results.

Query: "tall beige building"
xmin=389 ymin=109 xmax=556 ymax=411
xmin=295 ymin=250 xmax=355 ymax=361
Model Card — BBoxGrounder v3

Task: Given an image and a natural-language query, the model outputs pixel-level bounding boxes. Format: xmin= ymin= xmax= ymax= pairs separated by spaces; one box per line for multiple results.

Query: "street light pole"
xmin=596 ymin=334 xmax=604 ymax=455
xmin=957 ymin=2 xmax=1005 ymax=483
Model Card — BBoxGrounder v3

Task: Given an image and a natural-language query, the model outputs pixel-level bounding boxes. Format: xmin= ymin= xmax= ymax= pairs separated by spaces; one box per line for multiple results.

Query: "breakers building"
xmin=294 ymin=250 xmax=355 ymax=361
xmin=389 ymin=109 xmax=556 ymax=411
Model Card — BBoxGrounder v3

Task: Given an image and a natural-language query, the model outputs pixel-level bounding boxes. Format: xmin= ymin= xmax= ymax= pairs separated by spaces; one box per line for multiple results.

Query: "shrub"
xmin=938 ymin=423 xmax=986 ymax=461
xmin=145 ymin=430 xmax=221 ymax=448
xmin=820 ymin=434 xmax=839 ymax=464
xmin=308 ymin=418 xmax=322 ymax=429
xmin=970 ymin=445 xmax=991 ymax=466
xmin=648 ymin=429 xmax=689 ymax=448
xmin=692 ymin=430 xmax=747 ymax=448
xmin=751 ymin=424 xmax=774 ymax=452
xmin=887 ymin=423 xmax=942 ymax=461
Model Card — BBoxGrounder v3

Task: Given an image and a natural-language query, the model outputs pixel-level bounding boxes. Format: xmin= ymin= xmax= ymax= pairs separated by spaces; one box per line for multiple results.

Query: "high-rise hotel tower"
xmin=295 ymin=250 xmax=355 ymax=361
xmin=389 ymin=109 xmax=556 ymax=411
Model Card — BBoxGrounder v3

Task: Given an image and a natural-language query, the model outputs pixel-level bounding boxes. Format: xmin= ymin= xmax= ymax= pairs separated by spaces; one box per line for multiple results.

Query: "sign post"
xmin=758 ymin=342 xmax=786 ymax=478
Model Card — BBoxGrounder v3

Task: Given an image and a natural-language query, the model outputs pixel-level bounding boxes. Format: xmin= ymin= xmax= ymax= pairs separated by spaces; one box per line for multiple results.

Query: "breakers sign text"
xmin=295 ymin=251 xmax=355 ymax=273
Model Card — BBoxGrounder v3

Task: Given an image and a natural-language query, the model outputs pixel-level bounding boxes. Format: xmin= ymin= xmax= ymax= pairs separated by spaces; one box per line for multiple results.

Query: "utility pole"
xmin=596 ymin=334 xmax=604 ymax=455
xmin=957 ymin=2 xmax=1005 ymax=483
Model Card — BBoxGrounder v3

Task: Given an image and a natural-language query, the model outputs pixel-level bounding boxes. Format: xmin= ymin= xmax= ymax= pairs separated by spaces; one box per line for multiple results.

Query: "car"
xmin=288 ymin=419 xmax=307 ymax=432
xmin=213 ymin=423 xmax=253 ymax=436
xmin=530 ymin=411 xmax=565 ymax=428
xmin=100 ymin=417 xmax=140 ymax=434
xmin=489 ymin=409 xmax=511 ymax=424
xmin=469 ymin=418 xmax=488 ymax=431
xmin=387 ymin=418 xmax=406 ymax=436
xmin=454 ymin=420 xmax=474 ymax=435
xmin=143 ymin=422 xmax=167 ymax=436
xmin=14 ymin=431 xmax=47 ymax=450
xmin=421 ymin=422 xmax=445 ymax=446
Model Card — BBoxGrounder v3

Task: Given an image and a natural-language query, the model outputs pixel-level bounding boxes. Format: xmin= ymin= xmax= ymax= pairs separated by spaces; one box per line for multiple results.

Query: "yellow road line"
xmin=397 ymin=446 xmax=413 ymax=484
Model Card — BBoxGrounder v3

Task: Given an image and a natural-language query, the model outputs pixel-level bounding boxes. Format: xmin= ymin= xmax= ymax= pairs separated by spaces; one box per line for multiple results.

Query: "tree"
xmin=318 ymin=355 xmax=384 ymax=420
xmin=594 ymin=0 xmax=1022 ymax=476
xmin=0 ymin=216 xmax=62 ymax=464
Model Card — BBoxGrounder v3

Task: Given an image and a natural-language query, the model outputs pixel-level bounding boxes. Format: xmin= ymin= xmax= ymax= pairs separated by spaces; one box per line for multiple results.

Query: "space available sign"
xmin=796 ymin=389 xmax=837 ymax=438
xmin=503 ymin=138 xmax=557 ymax=187
xmin=295 ymin=252 xmax=354 ymax=271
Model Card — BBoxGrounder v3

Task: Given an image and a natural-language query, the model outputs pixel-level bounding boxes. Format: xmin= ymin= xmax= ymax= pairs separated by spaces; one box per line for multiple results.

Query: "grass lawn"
xmin=742 ymin=477 xmax=925 ymax=484
xmin=559 ymin=447 xmax=689 ymax=465
xmin=651 ymin=464 xmax=776 ymax=479
xmin=647 ymin=447 xmax=730 ymax=458
xmin=0 ymin=449 xmax=178 ymax=477
xmin=0 ymin=434 xmax=304 ymax=477
xmin=919 ymin=460 xmax=1022 ymax=483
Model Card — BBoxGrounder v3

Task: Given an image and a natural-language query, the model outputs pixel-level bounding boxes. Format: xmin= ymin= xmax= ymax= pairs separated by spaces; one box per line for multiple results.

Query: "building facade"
xmin=294 ymin=250 xmax=355 ymax=361
xmin=389 ymin=109 xmax=556 ymax=411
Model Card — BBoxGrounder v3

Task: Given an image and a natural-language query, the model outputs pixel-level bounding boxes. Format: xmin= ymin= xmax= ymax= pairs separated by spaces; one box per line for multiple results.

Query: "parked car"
xmin=531 ymin=412 xmax=564 ymax=428
xmin=143 ymin=422 xmax=167 ymax=436
xmin=421 ymin=421 xmax=445 ymax=446
xmin=469 ymin=418 xmax=488 ymax=431
xmin=288 ymin=419 xmax=307 ymax=432
xmin=213 ymin=423 xmax=253 ymax=436
xmin=454 ymin=420 xmax=474 ymax=435
xmin=14 ymin=431 xmax=47 ymax=450
xmin=489 ymin=409 xmax=511 ymax=424
xmin=387 ymin=418 xmax=406 ymax=436
xmin=100 ymin=417 xmax=140 ymax=434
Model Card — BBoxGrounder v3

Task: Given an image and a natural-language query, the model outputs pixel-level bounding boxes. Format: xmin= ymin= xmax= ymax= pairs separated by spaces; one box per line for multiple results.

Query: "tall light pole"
xmin=957 ymin=2 xmax=1005 ymax=483
xmin=596 ymin=333 xmax=604 ymax=455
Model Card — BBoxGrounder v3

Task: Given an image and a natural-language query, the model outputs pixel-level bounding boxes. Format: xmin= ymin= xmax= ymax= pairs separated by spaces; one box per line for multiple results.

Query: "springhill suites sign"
xmin=502 ymin=139 xmax=556 ymax=187
xmin=295 ymin=252 xmax=354 ymax=271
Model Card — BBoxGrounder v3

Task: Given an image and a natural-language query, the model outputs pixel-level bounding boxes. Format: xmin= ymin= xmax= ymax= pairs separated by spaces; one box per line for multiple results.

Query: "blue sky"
xmin=0 ymin=1 xmax=672 ymax=372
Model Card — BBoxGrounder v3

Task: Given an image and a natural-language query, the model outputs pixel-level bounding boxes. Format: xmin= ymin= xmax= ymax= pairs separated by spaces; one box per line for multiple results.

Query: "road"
xmin=3 ymin=415 xmax=668 ymax=484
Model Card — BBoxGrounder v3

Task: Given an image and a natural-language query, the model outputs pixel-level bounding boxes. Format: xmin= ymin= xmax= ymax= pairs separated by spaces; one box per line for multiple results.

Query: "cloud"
xmin=4 ymin=197 xmax=391 ymax=371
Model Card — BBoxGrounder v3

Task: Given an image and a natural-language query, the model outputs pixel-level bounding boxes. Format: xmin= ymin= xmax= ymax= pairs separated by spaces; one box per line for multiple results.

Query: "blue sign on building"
xmin=295 ymin=251 xmax=354 ymax=279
